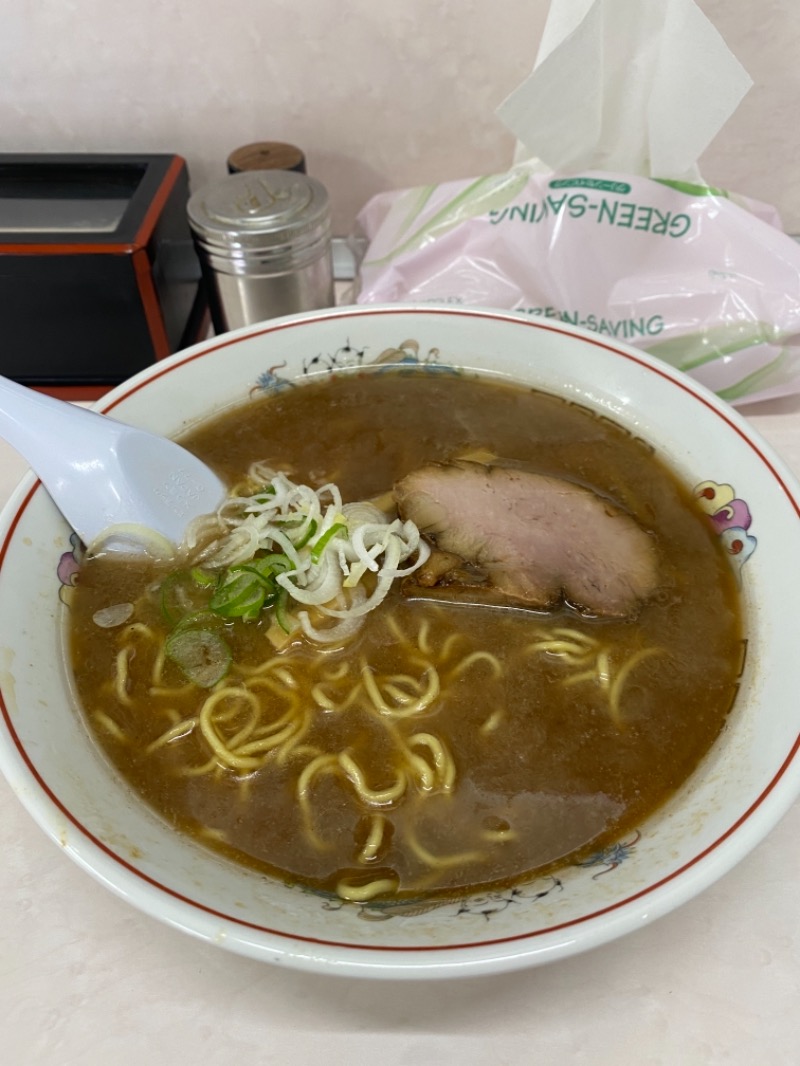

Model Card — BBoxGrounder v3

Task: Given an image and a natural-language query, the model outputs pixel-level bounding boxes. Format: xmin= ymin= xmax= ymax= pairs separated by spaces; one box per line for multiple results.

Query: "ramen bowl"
xmin=1 ymin=305 xmax=799 ymax=980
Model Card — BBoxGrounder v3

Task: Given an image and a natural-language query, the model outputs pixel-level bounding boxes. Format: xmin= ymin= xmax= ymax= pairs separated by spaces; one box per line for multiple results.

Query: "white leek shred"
xmin=194 ymin=465 xmax=430 ymax=641
xmin=298 ymin=588 xmax=368 ymax=645
xmin=92 ymin=602 xmax=134 ymax=628
xmin=87 ymin=523 xmax=177 ymax=561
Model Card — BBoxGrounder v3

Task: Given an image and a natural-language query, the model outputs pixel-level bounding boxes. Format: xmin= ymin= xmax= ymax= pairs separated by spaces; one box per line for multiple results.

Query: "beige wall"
xmin=5 ymin=1 xmax=799 ymax=234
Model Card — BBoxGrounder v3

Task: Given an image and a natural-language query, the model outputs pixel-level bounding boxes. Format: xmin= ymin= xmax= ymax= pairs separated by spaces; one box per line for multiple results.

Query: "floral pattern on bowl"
xmin=694 ymin=479 xmax=757 ymax=571
xmin=253 ymin=337 xmax=458 ymax=395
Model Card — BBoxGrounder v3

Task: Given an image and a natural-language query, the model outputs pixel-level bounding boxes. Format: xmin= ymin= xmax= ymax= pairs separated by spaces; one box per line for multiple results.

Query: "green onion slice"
xmin=190 ymin=567 xmax=218 ymax=588
xmin=293 ymin=518 xmax=318 ymax=550
xmin=161 ymin=570 xmax=211 ymax=626
xmin=236 ymin=556 xmax=284 ymax=585
xmin=274 ymin=586 xmax=292 ymax=634
xmin=172 ymin=609 xmax=226 ymax=637
xmin=258 ymin=553 xmax=293 ymax=574
xmin=310 ymin=522 xmax=347 ymax=563
xmin=210 ymin=572 xmax=266 ymax=619
xmin=165 ymin=628 xmax=231 ymax=688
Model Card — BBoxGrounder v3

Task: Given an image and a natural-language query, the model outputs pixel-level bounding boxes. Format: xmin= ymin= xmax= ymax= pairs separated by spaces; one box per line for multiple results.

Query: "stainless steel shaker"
xmin=187 ymin=169 xmax=335 ymax=333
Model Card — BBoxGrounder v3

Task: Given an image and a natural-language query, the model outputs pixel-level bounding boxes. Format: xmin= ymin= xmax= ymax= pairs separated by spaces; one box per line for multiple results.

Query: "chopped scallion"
xmin=210 ymin=572 xmax=266 ymax=619
xmin=274 ymin=586 xmax=292 ymax=634
xmin=161 ymin=570 xmax=210 ymax=626
xmin=293 ymin=518 xmax=318 ymax=550
xmin=310 ymin=522 xmax=347 ymax=563
xmin=165 ymin=628 xmax=231 ymax=688
xmin=190 ymin=567 xmax=218 ymax=588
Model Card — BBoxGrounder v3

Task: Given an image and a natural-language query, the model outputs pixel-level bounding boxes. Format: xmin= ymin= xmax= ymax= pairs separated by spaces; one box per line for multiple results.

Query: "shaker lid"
xmin=187 ymin=170 xmax=330 ymax=250
xmin=227 ymin=141 xmax=306 ymax=174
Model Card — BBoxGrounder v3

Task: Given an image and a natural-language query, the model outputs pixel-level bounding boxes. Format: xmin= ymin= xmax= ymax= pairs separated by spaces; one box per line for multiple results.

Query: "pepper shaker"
xmin=187 ymin=169 xmax=334 ymax=333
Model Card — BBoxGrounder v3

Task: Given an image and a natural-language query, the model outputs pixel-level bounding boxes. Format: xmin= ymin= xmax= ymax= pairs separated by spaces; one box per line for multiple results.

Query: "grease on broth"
xmin=69 ymin=370 xmax=743 ymax=902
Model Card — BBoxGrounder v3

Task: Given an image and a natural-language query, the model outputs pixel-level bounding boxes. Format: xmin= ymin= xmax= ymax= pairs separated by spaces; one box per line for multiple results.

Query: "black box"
xmin=0 ymin=153 xmax=208 ymax=399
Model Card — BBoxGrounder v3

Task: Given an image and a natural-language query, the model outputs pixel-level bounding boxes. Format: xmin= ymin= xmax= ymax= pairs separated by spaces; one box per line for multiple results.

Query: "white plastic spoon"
xmin=0 ymin=374 xmax=226 ymax=552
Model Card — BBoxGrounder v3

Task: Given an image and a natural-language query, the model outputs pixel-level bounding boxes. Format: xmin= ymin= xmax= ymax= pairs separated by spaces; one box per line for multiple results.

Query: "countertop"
xmin=2 ymin=391 xmax=800 ymax=1065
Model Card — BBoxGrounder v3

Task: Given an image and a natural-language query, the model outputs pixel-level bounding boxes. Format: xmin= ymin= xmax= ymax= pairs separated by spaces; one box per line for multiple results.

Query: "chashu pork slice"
xmin=394 ymin=461 xmax=659 ymax=618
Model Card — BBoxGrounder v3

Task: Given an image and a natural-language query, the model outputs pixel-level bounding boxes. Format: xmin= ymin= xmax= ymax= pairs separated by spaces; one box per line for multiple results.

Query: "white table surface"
xmin=2 ymin=392 xmax=800 ymax=1065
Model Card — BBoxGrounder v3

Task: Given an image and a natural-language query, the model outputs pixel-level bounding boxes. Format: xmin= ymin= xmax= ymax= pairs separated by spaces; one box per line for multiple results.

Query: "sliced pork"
xmin=394 ymin=460 xmax=659 ymax=618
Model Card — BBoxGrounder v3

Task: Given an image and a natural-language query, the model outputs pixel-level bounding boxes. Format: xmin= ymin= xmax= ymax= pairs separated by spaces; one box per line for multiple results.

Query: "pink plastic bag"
xmin=354 ymin=167 xmax=800 ymax=405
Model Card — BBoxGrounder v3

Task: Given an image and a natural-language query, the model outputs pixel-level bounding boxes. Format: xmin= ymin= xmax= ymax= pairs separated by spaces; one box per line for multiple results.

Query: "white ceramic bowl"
xmin=1 ymin=305 xmax=799 ymax=980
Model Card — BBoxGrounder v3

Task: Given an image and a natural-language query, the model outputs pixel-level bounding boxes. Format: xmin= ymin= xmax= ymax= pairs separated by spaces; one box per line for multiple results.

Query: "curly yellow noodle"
xmin=150 ymin=684 xmax=195 ymax=699
xmin=274 ymin=709 xmax=313 ymax=766
xmin=180 ymin=756 xmax=218 ymax=778
xmin=151 ymin=643 xmax=166 ymax=685
xmin=246 ymin=697 xmax=300 ymax=737
xmin=381 ymin=678 xmax=420 ymax=705
xmin=205 ymin=746 xmax=263 ymax=772
xmin=234 ymin=654 xmax=291 ymax=678
xmin=194 ymin=680 xmax=301 ymax=767
xmin=417 ymin=618 xmax=432 ymax=656
xmin=552 ymin=627 xmax=598 ymax=646
xmin=385 ymin=615 xmax=411 ymax=647
xmin=243 ymin=692 xmax=299 ymax=738
xmin=297 ymin=753 xmax=341 ymax=801
xmin=199 ymin=688 xmax=271 ymax=771
xmin=146 ymin=716 xmax=198 ymax=754
xmin=608 ymin=647 xmax=663 ymax=727
xmin=523 ymin=624 xmax=663 ymax=725
xmin=322 ymin=661 xmax=351 ymax=682
xmin=447 ymin=650 xmax=503 ymax=681
xmin=114 ymin=648 xmax=133 ymax=706
xmin=311 ymin=681 xmax=364 ymax=713
xmin=234 ymin=720 xmax=298 ymax=757
xmin=405 ymin=828 xmax=483 ymax=870
xmin=406 ymin=664 xmax=440 ymax=716
xmin=118 ymin=626 xmax=191 ymax=696
xmin=272 ymin=666 xmax=298 ymax=688
xmin=251 ymin=707 xmax=298 ymax=738
xmin=525 ymin=637 xmax=593 ymax=662
xmin=596 ymin=650 xmax=611 ymax=691
xmin=399 ymin=746 xmax=435 ymax=790
xmin=244 ymin=673 xmax=298 ymax=699
xmin=297 ymin=754 xmax=341 ymax=849
xmin=359 ymin=662 xmax=394 ymax=715
xmin=213 ymin=689 xmax=263 ymax=750
xmin=94 ymin=711 xmax=128 ymax=743
xmin=439 ymin=632 xmax=464 ymax=662
xmin=335 ymin=876 xmax=399 ymax=902
xmin=562 ymin=668 xmax=601 ymax=687
xmin=124 ymin=622 xmax=158 ymax=643
xmin=282 ymin=743 xmax=323 ymax=764
xmin=338 ymin=753 xmax=407 ymax=806
xmin=361 ymin=661 xmax=440 ymax=719
xmin=409 ymin=732 xmax=456 ymax=792
xmin=358 ymin=814 xmax=386 ymax=863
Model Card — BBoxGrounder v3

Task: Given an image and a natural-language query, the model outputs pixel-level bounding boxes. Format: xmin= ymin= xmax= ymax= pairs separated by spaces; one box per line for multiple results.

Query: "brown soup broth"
xmin=69 ymin=370 xmax=743 ymax=900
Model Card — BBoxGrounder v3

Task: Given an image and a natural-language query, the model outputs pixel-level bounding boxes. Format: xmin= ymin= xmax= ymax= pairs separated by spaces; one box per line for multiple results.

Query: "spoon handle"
xmin=0 ymin=374 xmax=120 ymax=465
xmin=0 ymin=375 xmax=225 ymax=547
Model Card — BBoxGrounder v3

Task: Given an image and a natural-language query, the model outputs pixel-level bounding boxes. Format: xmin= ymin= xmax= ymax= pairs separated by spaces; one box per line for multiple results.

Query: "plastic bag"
xmin=353 ymin=165 xmax=800 ymax=405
